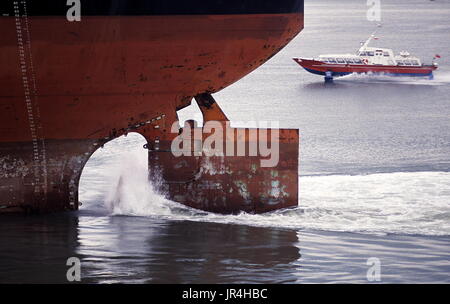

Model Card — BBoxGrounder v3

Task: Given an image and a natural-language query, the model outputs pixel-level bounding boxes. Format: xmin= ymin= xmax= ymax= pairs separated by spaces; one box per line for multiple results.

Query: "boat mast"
xmin=358 ymin=24 xmax=382 ymax=54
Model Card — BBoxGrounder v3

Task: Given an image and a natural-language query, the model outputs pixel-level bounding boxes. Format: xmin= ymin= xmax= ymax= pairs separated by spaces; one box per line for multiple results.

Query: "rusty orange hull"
xmin=0 ymin=1 xmax=303 ymax=214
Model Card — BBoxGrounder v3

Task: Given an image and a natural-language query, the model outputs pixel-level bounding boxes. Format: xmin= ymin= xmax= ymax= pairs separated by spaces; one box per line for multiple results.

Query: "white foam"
xmin=153 ymin=171 xmax=450 ymax=236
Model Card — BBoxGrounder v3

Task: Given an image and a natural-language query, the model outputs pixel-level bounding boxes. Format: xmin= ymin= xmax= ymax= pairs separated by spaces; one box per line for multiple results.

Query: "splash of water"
xmin=104 ymin=150 xmax=174 ymax=217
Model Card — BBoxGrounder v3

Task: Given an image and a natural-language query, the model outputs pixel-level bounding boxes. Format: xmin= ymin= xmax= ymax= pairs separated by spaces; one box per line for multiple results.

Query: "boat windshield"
xmin=336 ymin=58 xmax=345 ymax=63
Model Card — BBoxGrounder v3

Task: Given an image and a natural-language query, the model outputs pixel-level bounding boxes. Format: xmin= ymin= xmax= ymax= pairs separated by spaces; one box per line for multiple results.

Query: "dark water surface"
xmin=1 ymin=213 xmax=449 ymax=283
xmin=1 ymin=0 xmax=450 ymax=283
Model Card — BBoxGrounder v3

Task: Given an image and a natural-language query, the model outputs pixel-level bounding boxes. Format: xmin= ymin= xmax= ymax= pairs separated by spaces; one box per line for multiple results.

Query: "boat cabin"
xmin=358 ymin=47 xmax=422 ymax=66
xmin=394 ymin=51 xmax=422 ymax=66
xmin=318 ymin=47 xmax=423 ymax=67
xmin=358 ymin=47 xmax=397 ymax=65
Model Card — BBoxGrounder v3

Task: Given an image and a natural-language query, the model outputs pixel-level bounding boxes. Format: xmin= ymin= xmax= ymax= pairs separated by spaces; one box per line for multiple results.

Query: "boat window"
xmin=368 ymin=51 xmax=374 ymax=56
xmin=345 ymin=58 xmax=355 ymax=64
xmin=384 ymin=52 xmax=390 ymax=57
xmin=397 ymin=61 xmax=404 ymax=66
xmin=404 ymin=60 xmax=412 ymax=66
xmin=360 ymin=52 xmax=367 ymax=56
xmin=411 ymin=60 xmax=419 ymax=66
xmin=328 ymin=58 xmax=337 ymax=63
xmin=354 ymin=59 xmax=363 ymax=64
xmin=337 ymin=58 xmax=345 ymax=63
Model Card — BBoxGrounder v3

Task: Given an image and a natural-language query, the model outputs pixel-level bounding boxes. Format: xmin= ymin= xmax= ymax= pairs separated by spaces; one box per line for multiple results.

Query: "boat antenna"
xmin=358 ymin=24 xmax=382 ymax=54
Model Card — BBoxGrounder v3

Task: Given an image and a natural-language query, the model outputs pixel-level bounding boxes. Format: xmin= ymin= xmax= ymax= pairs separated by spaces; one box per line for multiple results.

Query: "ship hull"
xmin=0 ymin=1 xmax=304 ymax=213
xmin=293 ymin=58 xmax=437 ymax=78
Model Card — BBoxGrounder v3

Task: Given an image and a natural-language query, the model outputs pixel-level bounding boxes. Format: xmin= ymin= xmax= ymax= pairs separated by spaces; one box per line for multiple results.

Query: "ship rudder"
xmin=141 ymin=95 xmax=299 ymax=214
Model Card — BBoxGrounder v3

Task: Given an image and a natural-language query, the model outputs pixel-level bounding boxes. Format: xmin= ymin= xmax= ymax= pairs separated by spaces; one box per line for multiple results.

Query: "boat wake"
xmin=79 ymin=134 xmax=450 ymax=237
xmin=337 ymin=71 xmax=450 ymax=86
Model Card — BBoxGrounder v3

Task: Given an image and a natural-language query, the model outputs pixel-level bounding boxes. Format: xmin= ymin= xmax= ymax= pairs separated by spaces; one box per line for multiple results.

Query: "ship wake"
xmin=79 ymin=134 xmax=450 ymax=237
xmin=337 ymin=71 xmax=450 ymax=86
